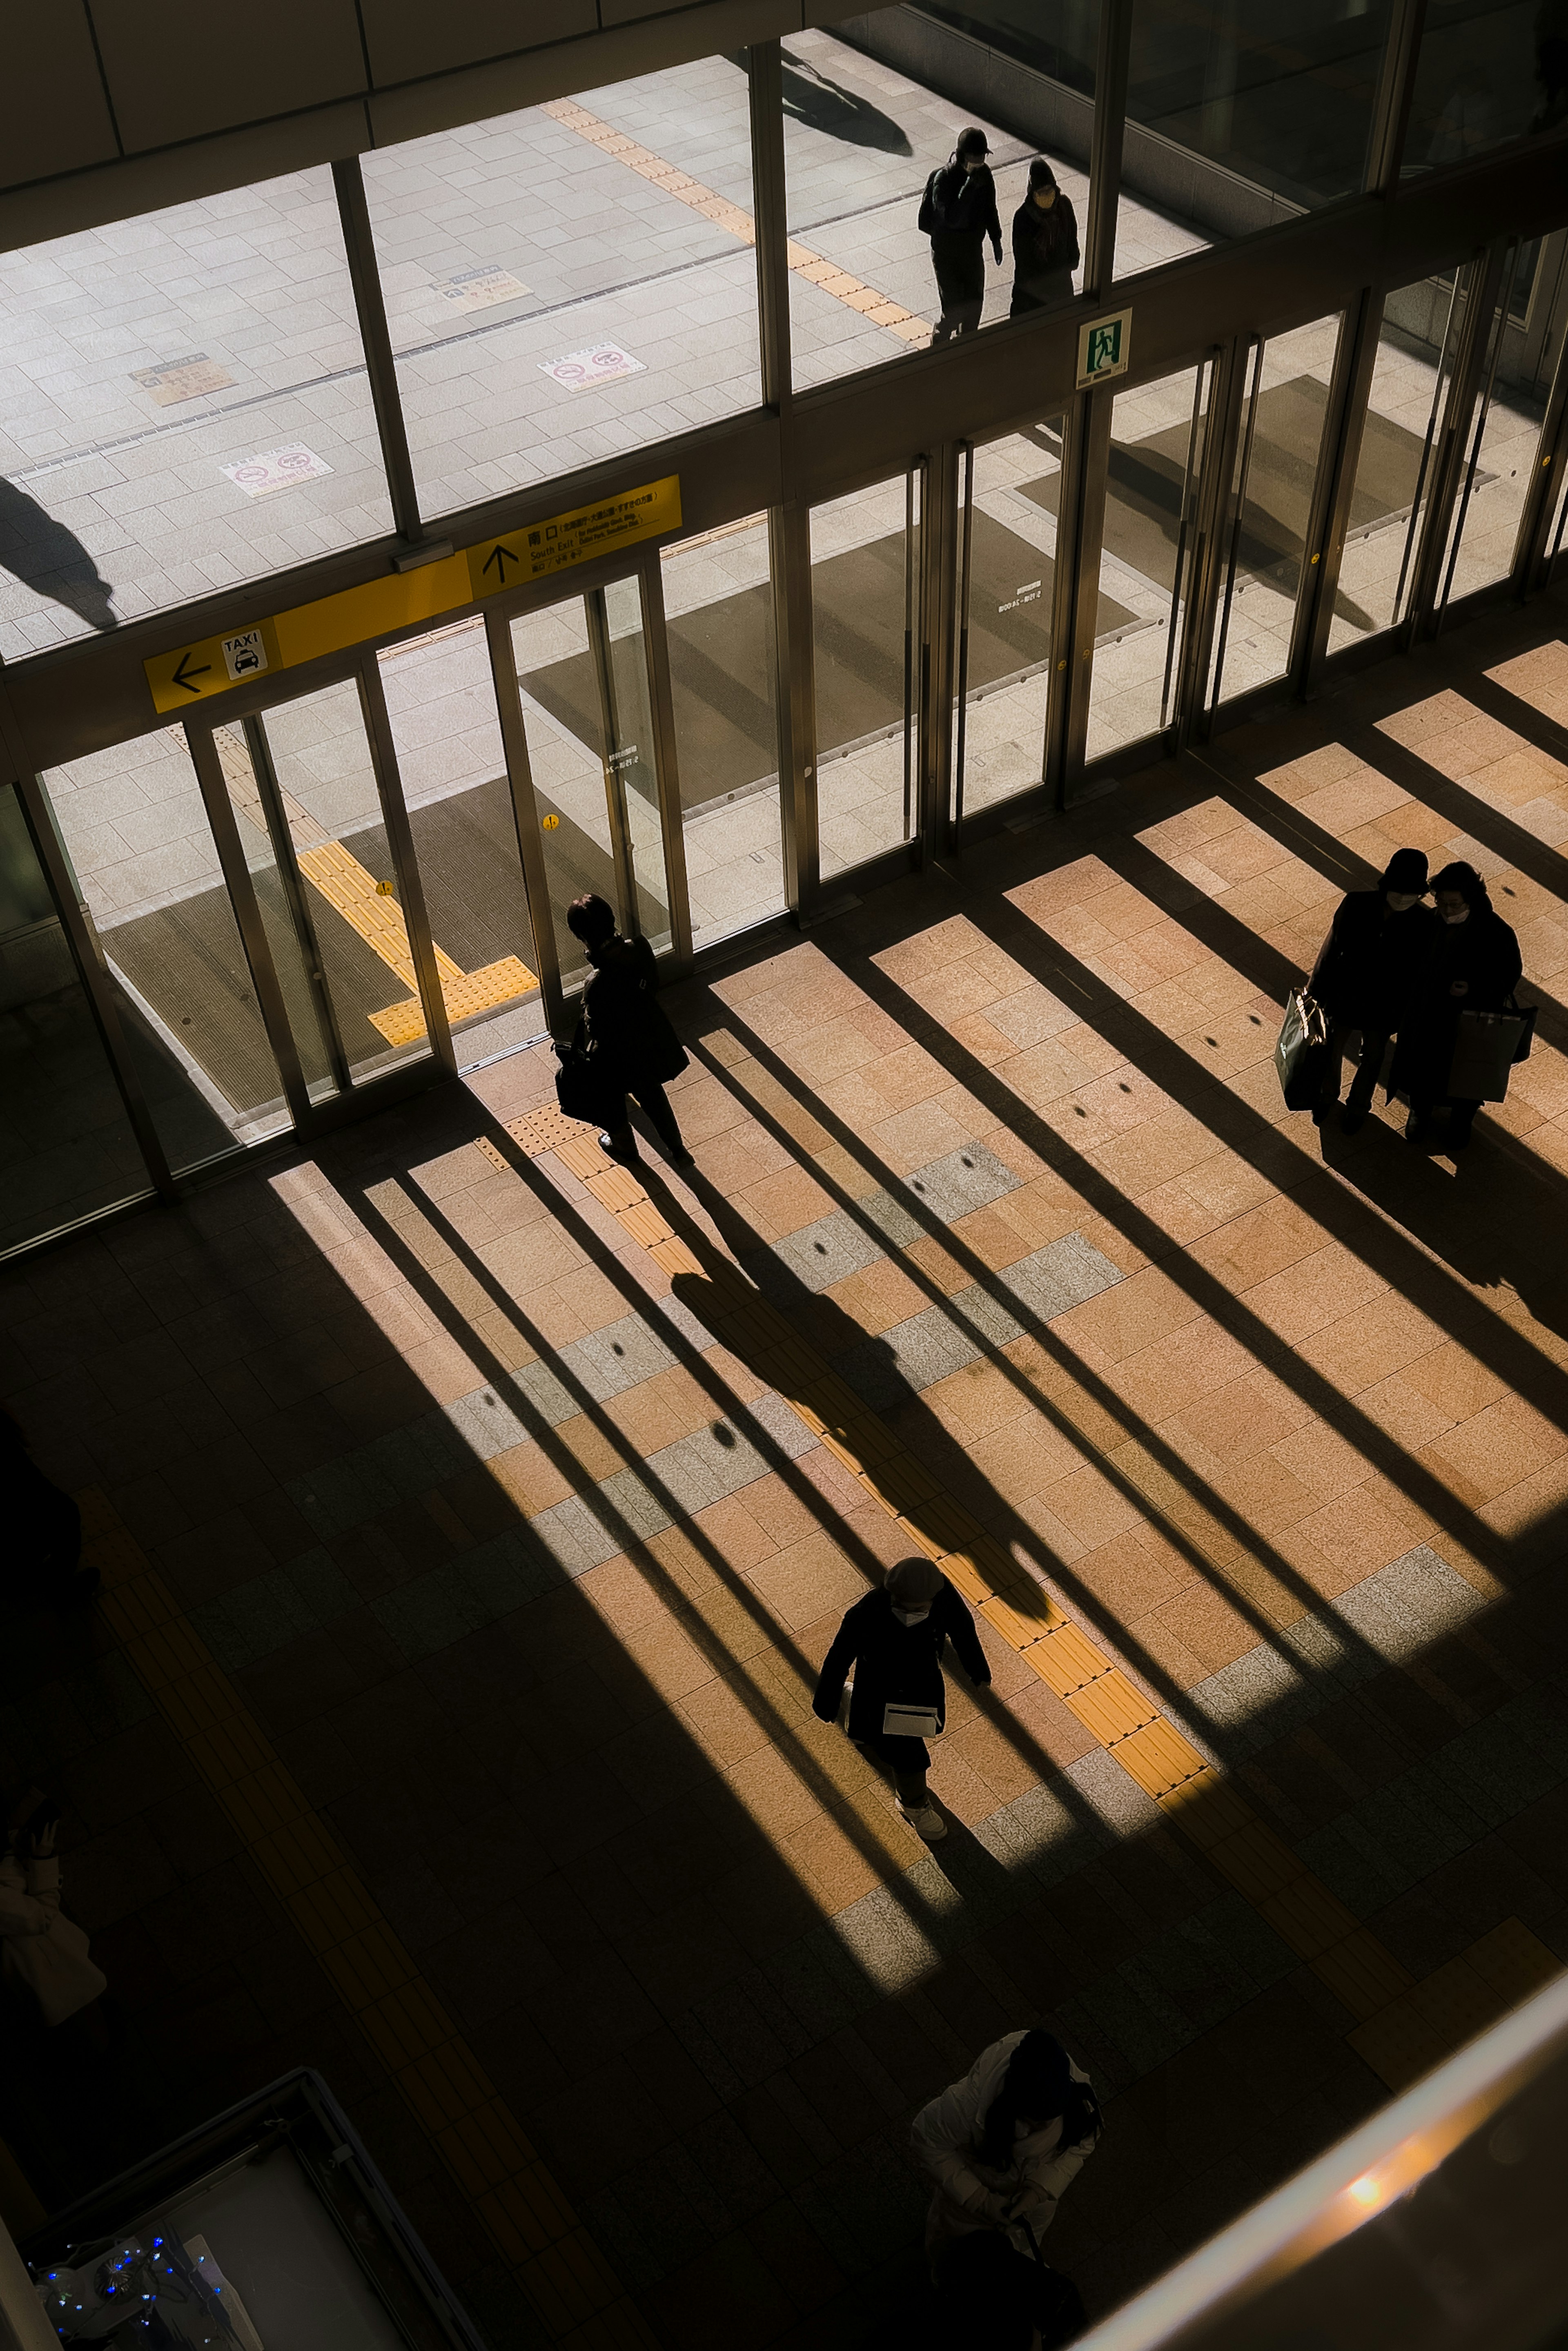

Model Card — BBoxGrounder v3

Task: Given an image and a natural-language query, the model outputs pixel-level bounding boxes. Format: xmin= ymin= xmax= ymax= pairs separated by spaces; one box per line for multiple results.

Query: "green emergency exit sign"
xmin=1077 ymin=311 xmax=1131 ymax=388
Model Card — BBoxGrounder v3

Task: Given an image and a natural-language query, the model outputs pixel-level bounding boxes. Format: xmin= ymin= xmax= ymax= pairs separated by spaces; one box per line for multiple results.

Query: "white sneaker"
xmin=897 ymin=1797 xmax=948 ymax=1843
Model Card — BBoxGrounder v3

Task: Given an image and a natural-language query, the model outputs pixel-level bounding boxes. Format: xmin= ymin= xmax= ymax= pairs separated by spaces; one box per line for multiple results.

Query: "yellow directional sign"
xmin=145 ymin=474 xmax=682 ymax=716
xmin=463 ymin=475 xmax=682 ymax=599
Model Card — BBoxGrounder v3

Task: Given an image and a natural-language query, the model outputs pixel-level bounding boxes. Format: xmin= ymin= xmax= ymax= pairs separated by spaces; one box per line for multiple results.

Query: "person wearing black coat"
xmin=922 ymin=127 xmax=1003 ymax=345
xmin=813 ymin=1556 xmax=991 ymax=1843
xmin=1009 ymin=158 xmax=1080 ymax=316
xmin=566 ymin=892 xmax=692 ymax=1166
xmin=1392 ymin=860 xmax=1523 ymax=1149
xmin=1308 ymin=846 xmax=1438 ymax=1133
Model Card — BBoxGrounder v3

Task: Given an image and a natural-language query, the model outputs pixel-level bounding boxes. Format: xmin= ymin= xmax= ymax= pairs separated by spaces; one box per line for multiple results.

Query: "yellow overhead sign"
xmin=144 ymin=474 xmax=682 ymax=715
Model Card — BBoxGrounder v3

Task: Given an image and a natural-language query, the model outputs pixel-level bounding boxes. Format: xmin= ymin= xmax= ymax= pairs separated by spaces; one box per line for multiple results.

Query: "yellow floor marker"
xmin=543 ymin=99 xmax=931 ymax=347
xmin=494 ymin=1104 xmax=1562 ymax=2088
xmin=209 ymin=727 xmax=537 ymax=1043
xmin=79 ymin=1490 xmax=655 ymax=2350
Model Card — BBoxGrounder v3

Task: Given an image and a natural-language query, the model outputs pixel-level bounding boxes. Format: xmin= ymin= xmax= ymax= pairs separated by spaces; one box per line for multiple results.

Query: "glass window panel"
xmin=660 ymin=516 xmax=784 ymax=951
xmin=0 ymin=170 xmax=392 ymax=664
xmin=0 ymin=782 xmax=155 ymax=1252
xmin=361 ymin=59 xmax=762 ymax=518
xmin=40 ymin=731 xmax=290 ymax=1174
xmin=1085 ymin=363 xmax=1212 ymax=762
xmin=813 ymin=475 xmax=918 ymax=877
xmin=1330 ymin=270 xmax=1473 ymax=653
xmin=377 ymin=622 xmax=543 ymax=1071
xmin=1209 ymin=315 xmax=1341 ymax=709
xmin=1434 ymin=246 xmax=1555 ymax=606
xmin=1404 ymin=0 xmax=1546 ymax=174
xmin=1118 ymin=0 xmax=1393 ymax=277
xmin=236 ymin=681 xmax=432 ymax=1087
xmin=956 ymin=423 xmax=1067 ymax=818
xmin=510 ymin=589 xmax=673 ymax=994
xmin=788 ymin=11 xmax=1100 ymax=378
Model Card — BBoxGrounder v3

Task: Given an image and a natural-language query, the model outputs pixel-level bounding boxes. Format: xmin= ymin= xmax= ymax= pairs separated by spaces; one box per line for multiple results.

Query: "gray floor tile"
xmin=902 ymin=1141 xmax=1021 ymax=1223
xmin=1001 ymin=1233 xmax=1124 ymax=1321
xmin=759 ymin=1209 xmax=890 ymax=1296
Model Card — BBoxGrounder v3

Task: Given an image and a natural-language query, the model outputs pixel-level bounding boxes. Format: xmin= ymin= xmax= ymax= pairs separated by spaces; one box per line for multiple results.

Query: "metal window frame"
xmin=9 ymin=3 xmax=1568 ymax=1258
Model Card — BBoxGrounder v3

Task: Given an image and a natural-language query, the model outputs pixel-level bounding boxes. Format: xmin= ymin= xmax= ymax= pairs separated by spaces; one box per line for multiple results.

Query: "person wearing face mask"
xmin=920 ymin=128 xmax=1004 ymax=345
xmin=812 ymin=1556 xmax=990 ymax=1841
xmin=1392 ymin=860 xmax=1522 ymax=1149
xmin=1009 ymin=158 xmax=1080 ymax=316
xmin=1307 ymin=847 xmax=1438 ymax=1133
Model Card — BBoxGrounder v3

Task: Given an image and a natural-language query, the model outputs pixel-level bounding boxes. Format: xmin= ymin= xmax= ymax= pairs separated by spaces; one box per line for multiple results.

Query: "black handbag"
xmin=555 ymin=1023 xmax=615 ymax=1125
xmin=1508 ymin=993 xmax=1537 ymax=1064
xmin=1276 ymin=988 xmax=1332 ymax=1112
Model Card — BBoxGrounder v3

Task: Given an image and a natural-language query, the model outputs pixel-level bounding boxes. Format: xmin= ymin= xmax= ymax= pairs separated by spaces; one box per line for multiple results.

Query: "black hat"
xmin=1381 ymin=848 xmax=1428 ymax=894
xmin=955 ymin=126 xmax=990 ymax=159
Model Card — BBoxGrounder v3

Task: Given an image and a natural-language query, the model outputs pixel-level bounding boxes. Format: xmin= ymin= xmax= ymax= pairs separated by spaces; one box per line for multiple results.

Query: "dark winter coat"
xmin=1010 ymin=192 xmax=1080 ymax=314
xmin=812 ymin=1580 xmax=990 ymax=1742
xmin=1390 ymin=907 xmax=1522 ymax=1101
xmin=1309 ymin=890 xmax=1439 ymax=1034
xmin=579 ymin=934 xmax=688 ymax=1089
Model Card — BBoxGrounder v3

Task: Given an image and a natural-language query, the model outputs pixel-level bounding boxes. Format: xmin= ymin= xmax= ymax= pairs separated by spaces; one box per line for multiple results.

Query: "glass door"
xmin=505 ymin=566 xmax=678 ymax=1004
xmin=810 ymin=468 xmax=924 ymax=882
xmin=951 ymin=420 xmax=1069 ymax=830
xmin=1084 ymin=358 xmax=1216 ymax=765
xmin=1202 ymin=314 xmax=1343 ymax=720
xmin=188 ymin=670 xmax=444 ymax=1122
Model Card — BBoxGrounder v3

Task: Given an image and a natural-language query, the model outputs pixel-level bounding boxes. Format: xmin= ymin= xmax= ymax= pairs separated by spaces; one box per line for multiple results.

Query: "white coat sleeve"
xmin=911 ymin=2069 xmax=992 ymax=2215
xmin=1009 ymin=2137 xmax=1094 ymax=2237
xmin=0 ymin=1854 xmax=62 ymax=1939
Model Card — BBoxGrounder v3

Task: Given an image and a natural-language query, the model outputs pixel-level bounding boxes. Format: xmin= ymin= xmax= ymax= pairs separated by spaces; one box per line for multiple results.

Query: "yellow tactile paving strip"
xmin=209 ymin=725 xmax=537 ymax=1045
xmin=77 ymin=1487 xmax=655 ymax=2351
xmin=292 ymin=842 xmax=537 ymax=1045
xmin=495 ymin=1104 xmax=1561 ymax=2091
xmin=543 ymin=98 xmax=932 ymax=348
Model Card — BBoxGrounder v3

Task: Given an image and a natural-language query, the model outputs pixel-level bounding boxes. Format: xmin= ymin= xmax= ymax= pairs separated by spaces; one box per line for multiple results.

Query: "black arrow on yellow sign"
xmin=172 ymin=649 xmax=212 ymax=694
xmin=482 ymin=543 xmax=520 ymax=584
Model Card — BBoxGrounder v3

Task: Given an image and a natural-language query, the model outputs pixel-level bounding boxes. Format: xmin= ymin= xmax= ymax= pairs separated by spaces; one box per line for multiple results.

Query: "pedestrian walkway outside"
xmin=3 ymin=582 xmax=1567 ymax=2346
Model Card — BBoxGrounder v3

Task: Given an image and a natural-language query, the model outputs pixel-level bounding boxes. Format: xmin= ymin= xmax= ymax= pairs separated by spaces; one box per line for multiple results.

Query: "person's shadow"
xmin=0 ymin=480 xmax=117 ymax=632
xmin=777 ymin=45 xmax=914 ymax=155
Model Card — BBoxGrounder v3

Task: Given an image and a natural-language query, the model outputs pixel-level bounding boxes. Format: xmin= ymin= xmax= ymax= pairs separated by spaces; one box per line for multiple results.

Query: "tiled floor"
xmin=4 ymin=588 xmax=1568 ymax=2349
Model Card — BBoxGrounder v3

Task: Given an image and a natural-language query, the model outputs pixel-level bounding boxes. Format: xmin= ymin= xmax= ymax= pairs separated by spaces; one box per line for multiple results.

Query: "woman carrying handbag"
xmin=556 ymin=893 xmax=692 ymax=1166
xmin=812 ymin=1556 xmax=990 ymax=1842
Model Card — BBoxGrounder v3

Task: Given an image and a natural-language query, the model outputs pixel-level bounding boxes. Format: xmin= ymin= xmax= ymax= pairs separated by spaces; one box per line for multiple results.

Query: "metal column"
xmin=357 ymin=653 xmax=457 ymax=1075
xmin=485 ymin=606 xmax=568 ymax=1041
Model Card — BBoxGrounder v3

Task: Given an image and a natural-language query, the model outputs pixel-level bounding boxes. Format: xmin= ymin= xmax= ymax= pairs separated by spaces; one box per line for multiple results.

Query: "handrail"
xmin=1074 ymin=1968 xmax=1568 ymax=2351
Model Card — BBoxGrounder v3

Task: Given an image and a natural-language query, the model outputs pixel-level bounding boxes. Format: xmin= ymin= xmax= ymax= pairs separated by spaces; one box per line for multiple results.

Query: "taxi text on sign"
xmin=144 ymin=475 xmax=682 ymax=716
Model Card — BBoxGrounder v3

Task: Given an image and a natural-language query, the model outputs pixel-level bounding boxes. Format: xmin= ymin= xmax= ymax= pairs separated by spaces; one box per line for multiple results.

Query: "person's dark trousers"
xmin=607 ymin=1081 xmax=686 ymax=1158
xmin=1319 ymin=1022 xmax=1389 ymax=1121
xmin=931 ymin=248 xmax=984 ymax=343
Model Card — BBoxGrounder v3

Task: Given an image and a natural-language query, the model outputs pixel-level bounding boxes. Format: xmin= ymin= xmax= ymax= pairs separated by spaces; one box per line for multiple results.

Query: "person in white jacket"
xmin=913 ymin=2027 xmax=1100 ymax=2262
xmin=0 ymin=1790 xmax=107 ymax=2030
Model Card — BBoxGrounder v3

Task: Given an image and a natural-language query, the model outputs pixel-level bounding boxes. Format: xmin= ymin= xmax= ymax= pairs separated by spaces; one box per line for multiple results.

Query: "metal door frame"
xmin=177 ymin=660 xmax=462 ymax=1147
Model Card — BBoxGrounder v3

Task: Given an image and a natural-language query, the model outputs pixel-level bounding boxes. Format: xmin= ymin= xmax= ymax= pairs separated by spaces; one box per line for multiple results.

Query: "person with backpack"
xmin=913 ymin=2028 xmax=1101 ymax=2264
xmin=559 ymin=892 xmax=692 ymax=1165
xmin=1010 ymin=158 xmax=1080 ymax=316
xmin=920 ymin=127 xmax=1003 ymax=343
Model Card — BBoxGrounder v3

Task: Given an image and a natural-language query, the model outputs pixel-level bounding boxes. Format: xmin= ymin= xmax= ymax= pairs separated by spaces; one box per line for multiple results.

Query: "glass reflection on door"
xmin=39 ymin=729 xmax=290 ymax=1171
xmin=953 ymin=423 xmax=1066 ymax=823
xmin=659 ymin=514 xmax=785 ymax=950
xmin=215 ymin=679 xmax=433 ymax=1089
xmin=1205 ymin=314 xmax=1342 ymax=714
xmin=509 ymin=579 xmax=673 ymax=996
xmin=1431 ymin=241 xmax=1555 ymax=613
xmin=812 ymin=470 xmax=921 ymax=880
xmin=376 ymin=620 xmax=543 ymax=1070
xmin=1085 ymin=360 xmax=1213 ymax=763
xmin=1329 ymin=267 xmax=1477 ymax=652
xmin=0 ymin=780 xmax=158 ymax=1253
